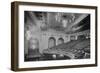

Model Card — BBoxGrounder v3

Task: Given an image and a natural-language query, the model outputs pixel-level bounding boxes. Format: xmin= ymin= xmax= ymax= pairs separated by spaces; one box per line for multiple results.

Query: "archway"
xmin=57 ymin=38 xmax=64 ymax=45
xmin=48 ymin=37 xmax=56 ymax=48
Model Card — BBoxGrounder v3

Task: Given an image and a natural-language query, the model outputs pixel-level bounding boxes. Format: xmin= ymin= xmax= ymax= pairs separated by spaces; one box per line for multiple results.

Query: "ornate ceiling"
xmin=25 ymin=11 xmax=90 ymax=33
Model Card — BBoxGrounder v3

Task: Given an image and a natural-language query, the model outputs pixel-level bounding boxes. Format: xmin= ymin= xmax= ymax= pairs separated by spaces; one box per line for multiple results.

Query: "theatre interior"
xmin=24 ymin=11 xmax=90 ymax=61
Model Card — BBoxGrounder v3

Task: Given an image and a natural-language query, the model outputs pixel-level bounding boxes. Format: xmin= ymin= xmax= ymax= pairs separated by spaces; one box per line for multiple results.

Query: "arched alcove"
xmin=48 ymin=37 xmax=56 ymax=48
xmin=57 ymin=38 xmax=64 ymax=45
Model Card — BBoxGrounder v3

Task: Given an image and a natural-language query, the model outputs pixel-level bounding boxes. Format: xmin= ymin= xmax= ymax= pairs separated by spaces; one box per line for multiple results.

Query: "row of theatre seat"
xmin=43 ymin=38 xmax=90 ymax=59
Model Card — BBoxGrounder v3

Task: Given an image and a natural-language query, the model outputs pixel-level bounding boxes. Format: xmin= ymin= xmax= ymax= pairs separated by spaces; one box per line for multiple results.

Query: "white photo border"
xmin=18 ymin=5 xmax=96 ymax=68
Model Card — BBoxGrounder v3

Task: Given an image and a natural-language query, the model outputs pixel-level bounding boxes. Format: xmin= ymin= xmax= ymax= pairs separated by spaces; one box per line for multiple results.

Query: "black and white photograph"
xmin=24 ymin=11 xmax=91 ymax=61
xmin=11 ymin=1 xmax=97 ymax=71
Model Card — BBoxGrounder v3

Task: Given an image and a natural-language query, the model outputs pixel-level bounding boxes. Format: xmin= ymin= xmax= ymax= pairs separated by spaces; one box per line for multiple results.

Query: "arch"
xmin=48 ymin=37 xmax=56 ymax=48
xmin=57 ymin=38 xmax=64 ymax=45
